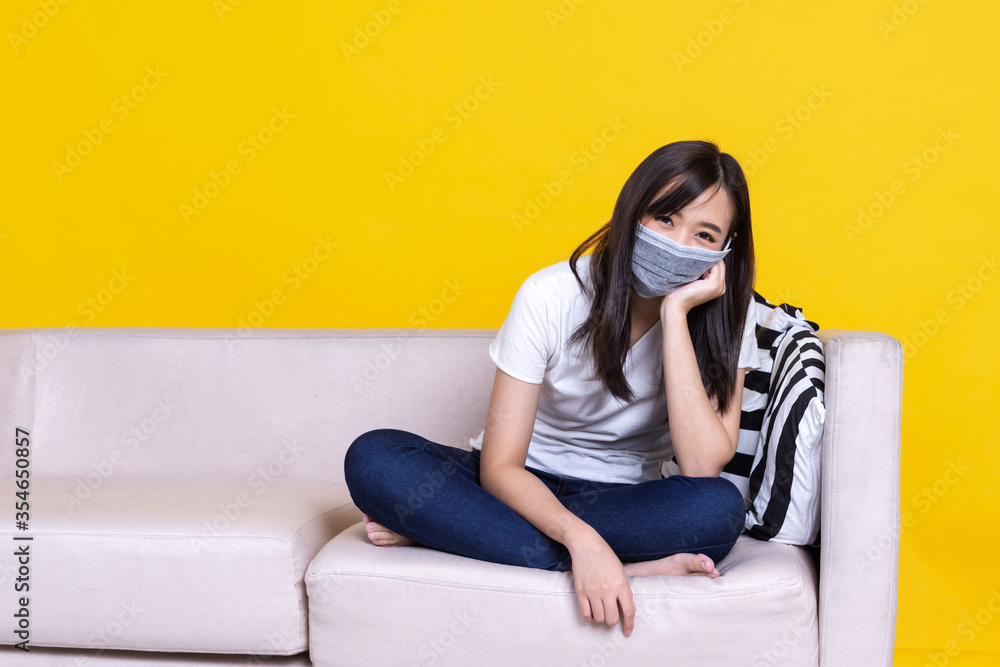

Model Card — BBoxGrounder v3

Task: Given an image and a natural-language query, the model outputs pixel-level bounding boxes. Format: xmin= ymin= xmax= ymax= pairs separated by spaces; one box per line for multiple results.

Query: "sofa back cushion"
xmin=0 ymin=328 xmax=496 ymax=482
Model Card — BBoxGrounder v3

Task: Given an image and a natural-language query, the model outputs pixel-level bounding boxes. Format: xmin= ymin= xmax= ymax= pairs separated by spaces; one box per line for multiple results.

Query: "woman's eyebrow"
xmin=670 ymin=210 xmax=723 ymax=235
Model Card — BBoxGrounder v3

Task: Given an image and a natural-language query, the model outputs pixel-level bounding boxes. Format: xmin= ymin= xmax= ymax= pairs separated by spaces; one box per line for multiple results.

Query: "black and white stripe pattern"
xmin=662 ymin=291 xmax=826 ymax=546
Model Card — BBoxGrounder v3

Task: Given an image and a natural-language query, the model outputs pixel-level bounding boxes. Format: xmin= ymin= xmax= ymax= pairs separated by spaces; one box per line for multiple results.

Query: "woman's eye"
xmin=654 ymin=216 xmax=715 ymax=243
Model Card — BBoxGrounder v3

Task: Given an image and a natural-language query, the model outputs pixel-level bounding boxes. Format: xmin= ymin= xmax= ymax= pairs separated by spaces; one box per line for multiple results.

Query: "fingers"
xmin=594 ymin=597 xmax=610 ymax=626
xmin=578 ymin=594 xmax=593 ymax=624
xmin=578 ymin=591 xmax=610 ymax=626
xmin=620 ymin=591 xmax=637 ymax=637
xmin=582 ymin=592 xmax=630 ymax=630
xmin=587 ymin=595 xmax=608 ymax=625
xmin=578 ymin=590 xmax=637 ymax=637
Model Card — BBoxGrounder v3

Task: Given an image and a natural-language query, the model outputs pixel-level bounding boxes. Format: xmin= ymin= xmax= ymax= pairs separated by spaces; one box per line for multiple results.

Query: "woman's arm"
xmin=479 ymin=367 xmax=636 ymax=636
xmin=480 ymin=367 xmax=602 ymax=544
xmin=659 ymin=266 xmax=744 ymax=478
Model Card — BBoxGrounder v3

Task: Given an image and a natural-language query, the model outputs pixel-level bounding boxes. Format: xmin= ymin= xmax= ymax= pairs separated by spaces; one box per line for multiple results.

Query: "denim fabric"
xmin=344 ymin=428 xmax=746 ymax=573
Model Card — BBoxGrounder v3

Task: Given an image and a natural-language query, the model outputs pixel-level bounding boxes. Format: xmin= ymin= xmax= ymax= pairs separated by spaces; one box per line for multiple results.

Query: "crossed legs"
xmin=344 ymin=428 xmax=746 ymax=577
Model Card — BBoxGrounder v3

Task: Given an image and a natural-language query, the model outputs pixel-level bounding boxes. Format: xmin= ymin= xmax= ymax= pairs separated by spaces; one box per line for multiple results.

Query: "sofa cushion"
xmin=305 ymin=523 xmax=819 ymax=666
xmin=664 ymin=292 xmax=827 ymax=547
xmin=745 ymin=323 xmax=826 ymax=546
xmin=0 ymin=646 xmax=314 ymax=666
xmin=0 ymin=476 xmax=358 ymax=655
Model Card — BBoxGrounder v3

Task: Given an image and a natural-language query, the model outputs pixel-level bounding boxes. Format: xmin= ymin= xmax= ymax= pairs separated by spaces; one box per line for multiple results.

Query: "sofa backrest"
xmin=0 ymin=328 xmax=497 ymax=484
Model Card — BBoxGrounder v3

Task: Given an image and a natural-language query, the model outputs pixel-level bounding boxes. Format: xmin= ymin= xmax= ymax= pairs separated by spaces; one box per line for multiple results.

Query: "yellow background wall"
xmin=2 ymin=1 xmax=998 ymax=663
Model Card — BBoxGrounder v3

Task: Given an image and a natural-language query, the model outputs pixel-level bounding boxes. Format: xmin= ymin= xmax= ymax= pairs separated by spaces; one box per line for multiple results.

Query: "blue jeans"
xmin=343 ymin=428 xmax=747 ymax=573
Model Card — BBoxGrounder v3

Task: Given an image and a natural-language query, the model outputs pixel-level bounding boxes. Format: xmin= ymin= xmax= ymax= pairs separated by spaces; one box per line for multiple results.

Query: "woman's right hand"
xmin=565 ymin=527 xmax=637 ymax=637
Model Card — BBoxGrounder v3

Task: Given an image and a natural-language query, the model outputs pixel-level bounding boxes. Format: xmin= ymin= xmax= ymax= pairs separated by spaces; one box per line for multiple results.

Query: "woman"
xmin=344 ymin=139 xmax=759 ymax=638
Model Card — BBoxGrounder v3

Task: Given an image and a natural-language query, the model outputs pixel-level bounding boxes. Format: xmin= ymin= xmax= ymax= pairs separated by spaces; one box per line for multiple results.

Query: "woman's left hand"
xmin=661 ymin=259 xmax=727 ymax=316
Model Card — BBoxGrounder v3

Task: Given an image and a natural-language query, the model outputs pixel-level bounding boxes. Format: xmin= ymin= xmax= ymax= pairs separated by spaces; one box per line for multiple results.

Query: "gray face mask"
xmin=631 ymin=220 xmax=732 ymax=298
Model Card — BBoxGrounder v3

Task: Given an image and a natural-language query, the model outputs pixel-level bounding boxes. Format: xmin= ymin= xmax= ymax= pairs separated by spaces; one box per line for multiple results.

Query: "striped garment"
xmin=661 ymin=291 xmax=826 ymax=546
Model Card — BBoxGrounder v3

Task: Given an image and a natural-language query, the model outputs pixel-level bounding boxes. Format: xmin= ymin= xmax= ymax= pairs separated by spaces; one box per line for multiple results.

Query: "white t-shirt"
xmin=469 ymin=253 xmax=762 ymax=484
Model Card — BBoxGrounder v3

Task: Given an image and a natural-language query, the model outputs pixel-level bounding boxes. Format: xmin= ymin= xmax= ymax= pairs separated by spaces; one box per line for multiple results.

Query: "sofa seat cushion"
xmin=0 ymin=476 xmax=358 ymax=655
xmin=306 ymin=523 xmax=819 ymax=666
xmin=0 ymin=646 xmax=314 ymax=666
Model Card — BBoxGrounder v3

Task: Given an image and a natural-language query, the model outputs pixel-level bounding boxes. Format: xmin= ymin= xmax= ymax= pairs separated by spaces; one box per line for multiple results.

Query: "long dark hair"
xmin=567 ymin=140 xmax=755 ymax=418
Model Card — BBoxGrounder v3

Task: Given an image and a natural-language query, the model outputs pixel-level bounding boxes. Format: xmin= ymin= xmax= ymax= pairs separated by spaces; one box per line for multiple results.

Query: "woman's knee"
xmin=710 ymin=477 xmax=748 ymax=542
xmin=344 ymin=428 xmax=409 ymax=486
xmin=689 ymin=476 xmax=747 ymax=543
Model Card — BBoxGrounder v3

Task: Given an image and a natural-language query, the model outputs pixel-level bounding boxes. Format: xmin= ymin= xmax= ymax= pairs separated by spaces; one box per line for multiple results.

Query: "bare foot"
xmin=620 ymin=553 xmax=722 ymax=578
xmin=362 ymin=513 xmax=417 ymax=547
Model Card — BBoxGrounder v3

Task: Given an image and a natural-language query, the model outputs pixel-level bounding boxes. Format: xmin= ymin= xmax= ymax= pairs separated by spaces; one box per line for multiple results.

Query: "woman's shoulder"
xmin=523 ymin=254 xmax=593 ymax=295
xmin=506 ymin=257 xmax=594 ymax=334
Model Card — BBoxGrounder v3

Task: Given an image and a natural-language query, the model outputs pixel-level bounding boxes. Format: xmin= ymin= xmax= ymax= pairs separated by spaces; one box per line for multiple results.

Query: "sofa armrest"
xmin=815 ymin=330 xmax=903 ymax=667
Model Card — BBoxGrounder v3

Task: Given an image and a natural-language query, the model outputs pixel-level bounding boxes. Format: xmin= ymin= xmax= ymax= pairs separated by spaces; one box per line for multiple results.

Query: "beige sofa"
xmin=0 ymin=326 xmax=902 ymax=666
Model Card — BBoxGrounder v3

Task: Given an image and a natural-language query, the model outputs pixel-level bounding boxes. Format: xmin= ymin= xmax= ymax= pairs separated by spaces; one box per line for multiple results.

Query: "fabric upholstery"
xmin=307 ymin=523 xmax=819 ymax=667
